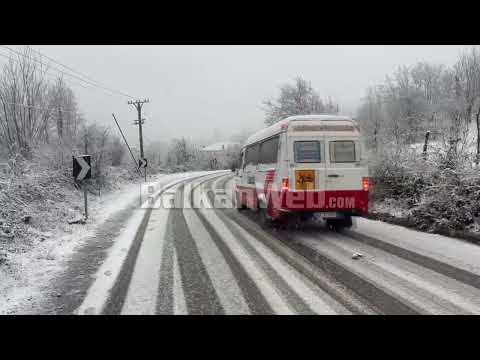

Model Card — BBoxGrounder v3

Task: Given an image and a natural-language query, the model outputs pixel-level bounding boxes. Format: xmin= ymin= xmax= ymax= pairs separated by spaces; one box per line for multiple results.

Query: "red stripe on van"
xmin=264 ymin=170 xmax=276 ymax=195
xmin=279 ymin=190 xmax=369 ymax=214
xmin=235 ymin=185 xmax=369 ymax=215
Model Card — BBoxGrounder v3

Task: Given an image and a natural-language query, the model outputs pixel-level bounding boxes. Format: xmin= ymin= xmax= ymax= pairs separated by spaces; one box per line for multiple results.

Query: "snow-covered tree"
xmin=0 ymin=46 xmax=84 ymax=157
xmin=166 ymin=138 xmax=201 ymax=170
xmin=263 ymin=76 xmax=339 ymax=126
xmin=110 ymin=136 xmax=125 ymax=166
xmin=454 ymin=47 xmax=480 ymax=163
xmin=357 ymin=60 xmax=478 ymax=150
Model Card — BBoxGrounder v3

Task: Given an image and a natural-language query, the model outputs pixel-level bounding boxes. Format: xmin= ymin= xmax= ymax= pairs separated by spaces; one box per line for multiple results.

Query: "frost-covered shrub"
xmin=410 ymin=168 xmax=480 ymax=231
xmin=370 ymin=148 xmax=431 ymax=206
xmin=371 ymin=141 xmax=480 ymax=233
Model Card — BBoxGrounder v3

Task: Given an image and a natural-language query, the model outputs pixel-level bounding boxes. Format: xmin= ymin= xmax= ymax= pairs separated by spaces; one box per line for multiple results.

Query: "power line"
xmin=0 ymin=50 xmax=93 ymax=92
xmin=0 ymin=46 xmax=95 ymax=89
xmin=0 ymin=51 xmax=90 ymax=114
xmin=0 ymin=48 xmax=129 ymax=104
xmin=0 ymin=100 xmax=79 ymax=115
xmin=1 ymin=45 xmax=132 ymax=98
xmin=0 ymin=45 xmax=136 ymax=100
xmin=28 ymin=46 xmax=139 ymax=101
xmin=28 ymin=46 xmax=113 ymax=90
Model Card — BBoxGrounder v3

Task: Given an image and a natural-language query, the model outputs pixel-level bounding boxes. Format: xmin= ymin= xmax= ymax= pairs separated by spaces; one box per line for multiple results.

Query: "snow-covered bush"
xmin=408 ymin=141 xmax=480 ymax=232
xmin=359 ymin=48 xmax=480 ymax=236
xmin=164 ymin=138 xmax=212 ymax=171
xmin=370 ymin=147 xmax=431 ymax=206
xmin=371 ymin=138 xmax=480 ymax=233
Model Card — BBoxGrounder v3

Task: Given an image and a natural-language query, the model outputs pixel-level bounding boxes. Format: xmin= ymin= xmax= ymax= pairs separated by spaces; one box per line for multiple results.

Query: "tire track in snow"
xmin=342 ymin=229 xmax=480 ymax=291
xmin=218 ymin=174 xmax=480 ymax=315
xmin=187 ymin=177 xmax=278 ymax=314
xmin=214 ymin=175 xmax=380 ymax=315
xmin=192 ymin=178 xmax=296 ymax=314
xmin=172 ymin=246 xmax=188 ymax=315
xmin=121 ymin=203 xmax=171 ymax=315
xmin=76 ymin=172 xmax=225 ymax=315
xmin=182 ymin=207 xmax=251 ymax=314
xmin=170 ymin=184 xmax=224 ymax=315
xmin=205 ymin=181 xmax=321 ymax=314
xmin=155 ymin=209 xmax=176 ymax=315
xmin=308 ymin=232 xmax=480 ymax=314
xmin=193 ymin=208 xmax=278 ymax=314
xmin=219 ymin=175 xmax=477 ymax=314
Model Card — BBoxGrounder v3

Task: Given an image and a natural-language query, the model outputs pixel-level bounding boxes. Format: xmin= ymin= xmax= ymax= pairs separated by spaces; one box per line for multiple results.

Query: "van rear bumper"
xmin=278 ymin=190 xmax=369 ymax=215
xmin=235 ymin=186 xmax=369 ymax=215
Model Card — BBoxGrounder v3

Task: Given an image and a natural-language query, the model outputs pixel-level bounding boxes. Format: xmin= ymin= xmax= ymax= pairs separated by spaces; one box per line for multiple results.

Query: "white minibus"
xmin=234 ymin=115 xmax=371 ymax=229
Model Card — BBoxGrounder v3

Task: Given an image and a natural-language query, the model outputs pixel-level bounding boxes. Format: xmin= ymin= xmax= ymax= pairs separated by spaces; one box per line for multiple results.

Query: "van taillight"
xmin=362 ymin=177 xmax=371 ymax=191
xmin=282 ymin=178 xmax=290 ymax=191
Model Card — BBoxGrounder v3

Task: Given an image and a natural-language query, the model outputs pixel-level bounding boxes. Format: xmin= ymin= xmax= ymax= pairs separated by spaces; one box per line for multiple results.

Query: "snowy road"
xmin=66 ymin=172 xmax=480 ymax=315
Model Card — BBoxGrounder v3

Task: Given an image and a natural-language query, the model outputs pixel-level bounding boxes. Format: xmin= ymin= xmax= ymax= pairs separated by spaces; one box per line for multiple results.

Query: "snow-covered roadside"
xmin=0 ymin=174 xmax=148 ymax=315
xmin=0 ymin=171 xmax=220 ymax=315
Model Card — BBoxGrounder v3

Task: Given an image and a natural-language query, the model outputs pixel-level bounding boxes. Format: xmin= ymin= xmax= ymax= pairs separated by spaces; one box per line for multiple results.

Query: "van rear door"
xmin=288 ymin=136 xmax=327 ymax=192
xmin=326 ymin=139 xmax=367 ymax=191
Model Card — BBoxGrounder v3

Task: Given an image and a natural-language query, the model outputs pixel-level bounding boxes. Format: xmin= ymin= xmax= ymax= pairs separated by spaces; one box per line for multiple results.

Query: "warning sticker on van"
xmin=295 ymin=170 xmax=316 ymax=190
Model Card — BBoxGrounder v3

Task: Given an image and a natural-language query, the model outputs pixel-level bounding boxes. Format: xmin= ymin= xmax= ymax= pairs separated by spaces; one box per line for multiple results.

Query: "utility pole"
xmin=128 ymin=99 xmax=149 ymax=182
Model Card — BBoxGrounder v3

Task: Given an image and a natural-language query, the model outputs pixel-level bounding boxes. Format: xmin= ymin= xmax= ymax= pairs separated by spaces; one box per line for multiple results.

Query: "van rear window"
xmin=329 ymin=141 xmax=355 ymax=162
xmin=294 ymin=141 xmax=321 ymax=163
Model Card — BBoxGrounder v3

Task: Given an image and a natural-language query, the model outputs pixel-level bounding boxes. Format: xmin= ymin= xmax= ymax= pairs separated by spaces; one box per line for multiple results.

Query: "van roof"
xmin=200 ymin=142 xmax=241 ymax=152
xmin=244 ymin=114 xmax=358 ymax=147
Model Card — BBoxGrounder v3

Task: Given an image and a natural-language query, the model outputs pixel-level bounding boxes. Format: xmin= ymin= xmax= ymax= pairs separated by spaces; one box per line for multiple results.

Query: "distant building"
xmin=199 ymin=142 xmax=241 ymax=169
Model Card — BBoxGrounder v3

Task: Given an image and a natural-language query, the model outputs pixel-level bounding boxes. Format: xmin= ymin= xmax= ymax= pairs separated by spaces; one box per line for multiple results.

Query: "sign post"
xmin=73 ymin=155 xmax=92 ymax=219
xmin=84 ymin=186 xmax=88 ymax=219
xmin=138 ymin=157 xmax=147 ymax=181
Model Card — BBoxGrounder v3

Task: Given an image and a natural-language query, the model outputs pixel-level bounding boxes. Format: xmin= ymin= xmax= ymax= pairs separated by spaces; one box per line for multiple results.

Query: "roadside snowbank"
xmin=0 ymin=171 xmax=218 ymax=314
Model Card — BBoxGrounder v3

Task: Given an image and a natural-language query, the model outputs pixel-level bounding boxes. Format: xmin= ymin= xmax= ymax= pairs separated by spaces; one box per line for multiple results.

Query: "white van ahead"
xmin=234 ymin=115 xmax=371 ymax=229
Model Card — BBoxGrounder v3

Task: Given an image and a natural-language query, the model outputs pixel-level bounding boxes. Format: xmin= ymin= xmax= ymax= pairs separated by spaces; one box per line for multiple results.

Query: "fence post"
xmin=422 ymin=131 xmax=430 ymax=160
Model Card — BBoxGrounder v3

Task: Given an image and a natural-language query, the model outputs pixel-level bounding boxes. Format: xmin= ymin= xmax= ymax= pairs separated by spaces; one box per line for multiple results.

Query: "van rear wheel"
xmin=234 ymin=192 xmax=247 ymax=211
xmin=327 ymin=215 xmax=352 ymax=231
xmin=259 ymin=208 xmax=272 ymax=226
xmin=259 ymin=207 xmax=286 ymax=229
xmin=236 ymin=203 xmax=247 ymax=211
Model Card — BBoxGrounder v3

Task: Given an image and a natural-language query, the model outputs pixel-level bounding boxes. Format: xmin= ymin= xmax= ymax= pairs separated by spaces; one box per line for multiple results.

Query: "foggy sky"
xmin=6 ymin=45 xmax=472 ymax=146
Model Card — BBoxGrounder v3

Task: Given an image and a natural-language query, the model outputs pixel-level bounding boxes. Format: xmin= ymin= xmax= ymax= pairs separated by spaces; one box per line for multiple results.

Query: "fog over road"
xmin=28 ymin=172 xmax=480 ymax=315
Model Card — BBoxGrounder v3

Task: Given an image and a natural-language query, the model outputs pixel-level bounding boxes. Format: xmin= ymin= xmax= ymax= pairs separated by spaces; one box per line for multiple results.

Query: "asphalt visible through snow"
xmin=22 ymin=172 xmax=480 ymax=315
